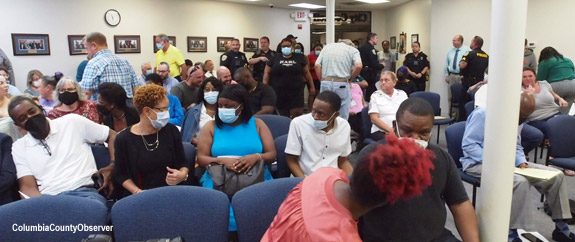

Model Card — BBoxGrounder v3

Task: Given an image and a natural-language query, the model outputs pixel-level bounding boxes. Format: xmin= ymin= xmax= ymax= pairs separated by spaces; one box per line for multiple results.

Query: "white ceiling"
xmin=212 ymin=0 xmax=412 ymax=10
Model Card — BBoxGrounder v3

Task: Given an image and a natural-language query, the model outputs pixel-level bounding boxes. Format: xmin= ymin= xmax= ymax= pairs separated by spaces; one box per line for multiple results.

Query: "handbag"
xmin=207 ymin=159 xmax=265 ymax=197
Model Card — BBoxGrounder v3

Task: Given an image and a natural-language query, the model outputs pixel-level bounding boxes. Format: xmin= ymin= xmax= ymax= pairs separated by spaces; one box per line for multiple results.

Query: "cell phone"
xmin=521 ymin=233 xmax=543 ymax=242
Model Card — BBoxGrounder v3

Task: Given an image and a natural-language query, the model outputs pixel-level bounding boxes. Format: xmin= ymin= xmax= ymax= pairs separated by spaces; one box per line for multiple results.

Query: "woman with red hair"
xmin=261 ymin=135 xmax=435 ymax=242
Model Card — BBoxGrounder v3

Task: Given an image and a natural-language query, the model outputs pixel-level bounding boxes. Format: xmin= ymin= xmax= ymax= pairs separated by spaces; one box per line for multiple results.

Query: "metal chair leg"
xmin=436 ymin=125 xmax=440 ymax=144
xmin=472 ymin=185 xmax=477 ymax=207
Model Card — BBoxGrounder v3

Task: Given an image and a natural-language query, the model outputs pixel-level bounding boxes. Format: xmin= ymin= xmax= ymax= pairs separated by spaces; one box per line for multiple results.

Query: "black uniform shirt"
xmin=460 ymin=48 xmax=489 ymax=78
xmin=220 ymin=50 xmax=248 ymax=76
xmin=251 ymin=49 xmax=276 ymax=82
xmin=359 ymin=43 xmax=383 ymax=71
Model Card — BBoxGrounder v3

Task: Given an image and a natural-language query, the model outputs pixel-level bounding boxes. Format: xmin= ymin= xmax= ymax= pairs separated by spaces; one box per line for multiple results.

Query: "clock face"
xmin=105 ymin=9 xmax=121 ymax=27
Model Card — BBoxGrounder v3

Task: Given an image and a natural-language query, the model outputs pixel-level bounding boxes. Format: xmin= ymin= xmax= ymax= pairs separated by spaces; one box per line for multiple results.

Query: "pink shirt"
xmin=349 ymin=83 xmax=364 ymax=113
xmin=261 ymin=167 xmax=361 ymax=242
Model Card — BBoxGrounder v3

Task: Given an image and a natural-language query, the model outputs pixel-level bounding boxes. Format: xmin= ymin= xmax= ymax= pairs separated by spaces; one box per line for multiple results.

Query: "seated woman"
xmin=196 ymin=84 xmax=276 ymax=231
xmin=46 ymin=78 xmax=101 ymax=123
xmin=97 ymin=82 xmax=140 ymax=132
xmin=0 ymin=76 xmax=12 ymax=119
xmin=145 ymin=73 xmax=184 ymax=127
xmin=38 ymin=75 xmax=59 ymax=113
xmin=262 ymin=135 xmax=434 ymax=241
xmin=369 ymin=71 xmax=408 ymax=141
xmin=537 ymin=47 xmax=575 ymax=113
xmin=114 ymin=84 xmax=190 ymax=197
xmin=24 ymin=70 xmax=43 ymax=96
xmin=181 ymin=77 xmax=223 ymax=145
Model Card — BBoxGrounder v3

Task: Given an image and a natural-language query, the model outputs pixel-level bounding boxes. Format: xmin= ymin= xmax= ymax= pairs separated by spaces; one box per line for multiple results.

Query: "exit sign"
xmin=294 ymin=11 xmax=308 ymax=22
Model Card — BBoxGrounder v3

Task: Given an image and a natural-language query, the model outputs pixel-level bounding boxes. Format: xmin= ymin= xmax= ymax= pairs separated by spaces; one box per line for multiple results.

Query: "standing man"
xmin=138 ymin=62 xmax=153 ymax=86
xmin=445 ymin=35 xmax=471 ymax=107
xmin=204 ymin=60 xmax=217 ymax=78
xmin=249 ymin=36 xmax=275 ymax=83
xmin=459 ymin=36 xmax=488 ymax=121
xmin=524 ymin=39 xmax=537 ymax=71
xmin=220 ymin=38 xmax=247 ymax=77
xmin=155 ymin=34 xmax=186 ymax=82
xmin=81 ymin=32 xmax=141 ymax=102
xmin=157 ymin=62 xmax=180 ymax=94
xmin=378 ymin=40 xmax=396 ymax=73
xmin=315 ymin=39 xmax=363 ymax=120
xmin=359 ymin=33 xmax=385 ymax=99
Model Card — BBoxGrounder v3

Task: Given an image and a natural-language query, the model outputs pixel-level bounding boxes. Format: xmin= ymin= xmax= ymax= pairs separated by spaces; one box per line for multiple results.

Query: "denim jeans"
xmin=57 ymin=187 xmax=107 ymax=205
xmin=320 ymin=81 xmax=350 ymax=120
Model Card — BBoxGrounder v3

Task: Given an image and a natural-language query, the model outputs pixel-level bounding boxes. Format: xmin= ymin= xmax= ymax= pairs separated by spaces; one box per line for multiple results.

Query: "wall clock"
xmin=105 ymin=9 xmax=121 ymax=27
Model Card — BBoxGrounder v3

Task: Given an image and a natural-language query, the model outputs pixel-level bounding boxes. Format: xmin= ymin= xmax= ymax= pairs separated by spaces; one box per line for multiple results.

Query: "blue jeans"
xmin=520 ymin=123 xmax=544 ymax=155
xmin=57 ymin=187 xmax=107 ymax=205
xmin=320 ymin=81 xmax=350 ymax=120
xmin=527 ymin=112 xmax=561 ymax=140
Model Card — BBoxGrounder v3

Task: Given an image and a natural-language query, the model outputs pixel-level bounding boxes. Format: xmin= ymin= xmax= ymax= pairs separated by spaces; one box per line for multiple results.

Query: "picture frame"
xmin=153 ymin=35 xmax=176 ymax=53
xmin=411 ymin=34 xmax=419 ymax=45
xmin=243 ymin=38 xmax=259 ymax=52
xmin=217 ymin=36 xmax=234 ymax=52
xmin=67 ymin=35 xmax=86 ymax=55
xmin=187 ymin=36 xmax=207 ymax=52
xmin=114 ymin=35 xmax=141 ymax=54
xmin=399 ymin=32 xmax=407 ymax=54
xmin=390 ymin=36 xmax=396 ymax=50
xmin=11 ymin=33 xmax=50 ymax=56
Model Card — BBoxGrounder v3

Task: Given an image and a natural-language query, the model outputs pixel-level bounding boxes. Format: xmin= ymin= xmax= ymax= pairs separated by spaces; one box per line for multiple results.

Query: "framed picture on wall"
xmin=399 ymin=32 xmax=407 ymax=54
xmin=68 ymin=35 xmax=86 ymax=55
xmin=11 ymin=33 xmax=50 ymax=56
xmin=217 ymin=37 xmax=234 ymax=52
xmin=390 ymin=36 xmax=396 ymax=50
xmin=411 ymin=34 xmax=419 ymax=45
xmin=243 ymin=38 xmax=258 ymax=52
xmin=153 ymin=35 xmax=176 ymax=53
xmin=114 ymin=35 xmax=141 ymax=54
xmin=187 ymin=36 xmax=207 ymax=52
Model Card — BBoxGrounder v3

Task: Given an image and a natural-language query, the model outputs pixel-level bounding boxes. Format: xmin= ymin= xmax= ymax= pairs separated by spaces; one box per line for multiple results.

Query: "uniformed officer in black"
xmin=459 ymin=35 xmax=489 ymax=121
xmin=220 ymin=38 xmax=248 ymax=77
xmin=249 ymin=36 xmax=275 ymax=83
xmin=359 ymin=33 xmax=385 ymax=99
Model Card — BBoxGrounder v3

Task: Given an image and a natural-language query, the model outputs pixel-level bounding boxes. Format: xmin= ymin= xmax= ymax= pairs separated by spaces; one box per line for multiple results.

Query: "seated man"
xmin=8 ymin=96 xmax=116 ymax=204
xmin=216 ymin=66 xmax=237 ymax=85
xmin=157 ymin=62 xmax=180 ymax=94
xmin=234 ymin=67 xmax=276 ymax=115
xmin=461 ymin=91 xmax=574 ymax=242
xmin=358 ymin=97 xmax=479 ymax=242
xmin=171 ymin=66 xmax=202 ymax=110
xmin=285 ymin=91 xmax=353 ymax=177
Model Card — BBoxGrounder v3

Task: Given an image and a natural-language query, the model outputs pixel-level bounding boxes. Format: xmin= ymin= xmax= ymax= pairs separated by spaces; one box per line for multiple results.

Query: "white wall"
xmin=1 ymin=0 xmax=310 ymax=90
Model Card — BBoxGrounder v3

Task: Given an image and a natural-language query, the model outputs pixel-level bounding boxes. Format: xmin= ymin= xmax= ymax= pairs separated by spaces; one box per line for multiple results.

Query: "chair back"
xmin=464 ymin=101 xmax=475 ymax=117
xmin=273 ymin=134 xmax=291 ymax=178
xmin=410 ymin=91 xmax=441 ymax=116
xmin=182 ymin=142 xmax=197 ymax=185
xmin=254 ymin=114 xmax=292 ymax=139
xmin=361 ymin=106 xmax=373 ymax=140
xmin=450 ymin=83 xmax=463 ymax=105
xmin=91 ymin=145 xmax=111 ymax=170
xmin=112 ymin=186 xmax=229 ymax=242
xmin=232 ymin=177 xmax=303 ymax=242
xmin=445 ymin=122 xmax=467 ymax=168
xmin=0 ymin=196 xmax=108 ymax=241
xmin=547 ymin=115 xmax=575 ymax=158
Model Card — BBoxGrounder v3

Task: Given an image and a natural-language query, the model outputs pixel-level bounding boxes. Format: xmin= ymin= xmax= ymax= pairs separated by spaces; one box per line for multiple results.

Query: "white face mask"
xmin=33 ymin=80 xmax=41 ymax=87
xmin=148 ymin=109 xmax=170 ymax=129
xmin=313 ymin=112 xmax=336 ymax=130
xmin=204 ymin=91 xmax=219 ymax=105
xmin=395 ymin=122 xmax=429 ymax=149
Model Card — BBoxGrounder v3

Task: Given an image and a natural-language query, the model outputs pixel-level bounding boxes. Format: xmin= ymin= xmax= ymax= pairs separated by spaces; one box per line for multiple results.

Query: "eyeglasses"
xmin=157 ymin=70 xmax=169 ymax=73
xmin=0 ymin=81 xmax=7 ymax=86
xmin=151 ymin=106 xmax=170 ymax=112
xmin=58 ymin=87 xmax=77 ymax=93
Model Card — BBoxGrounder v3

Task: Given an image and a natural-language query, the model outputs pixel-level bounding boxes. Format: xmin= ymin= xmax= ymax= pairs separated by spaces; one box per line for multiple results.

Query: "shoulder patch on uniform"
xmin=372 ymin=49 xmax=376 ymax=55
xmin=221 ymin=55 xmax=227 ymax=61
xmin=463 ymin=51 xmax=470 ymax=56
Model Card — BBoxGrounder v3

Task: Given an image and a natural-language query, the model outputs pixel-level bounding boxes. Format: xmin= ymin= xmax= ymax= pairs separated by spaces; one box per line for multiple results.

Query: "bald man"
xmin=216 ymin=66 xmax=236 ymax=85
xmin=460 ymin=91 xmax=575 ymax=242
xmin=445 ymin=35 xmax=471 ymax=119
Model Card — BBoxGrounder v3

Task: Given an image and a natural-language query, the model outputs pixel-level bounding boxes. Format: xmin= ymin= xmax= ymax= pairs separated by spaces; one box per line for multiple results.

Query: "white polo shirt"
xmin=368 ymin=89 xmax=408 ymax=133
xmin=285 ymin=113 xmax=352 ymax=176
xmin=12 ymin=114 xmax=109 ymax=195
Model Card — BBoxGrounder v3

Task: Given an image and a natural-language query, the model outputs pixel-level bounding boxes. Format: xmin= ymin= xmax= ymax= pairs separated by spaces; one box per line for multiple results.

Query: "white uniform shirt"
xmin=12 ymin=114 xmax=109 ymax=195
xmin=368 ymin=89 xmax=408 ymax=133
xmin=285 ymin=113 xmax=352 ymax=176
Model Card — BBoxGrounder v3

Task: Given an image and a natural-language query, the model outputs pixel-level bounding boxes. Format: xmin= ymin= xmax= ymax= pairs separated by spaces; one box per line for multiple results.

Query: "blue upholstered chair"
xmin=444 ymin=121 xmax=481 ymax=207
xmin=410 ymin=91 xmax=454 ymax=143
xmin=91 ymin=145 xmax=111 ymax=170
xmin=111 ymin=186 xmax=229 ymax=242
xmin=0 ymin=196 xmax=108 ymax=241
xmin=361 ymin=106 xmax=376 ymax=145
xmin=546 ymin=115 xmax=575 ymax=170
xmin=450 ymin=83 xmax=463 ymax=119
xmin=232 ymin=177 xmax=303 ymax=242
xmin=182 ymin=142 xmax=197 ymax=185
xmin=464 ymin=101 xmax=475 ymax=118
xmin=273 ymin=134 xmax=292 ymax=178
xmin=254 ymin=114 xmax=292 ymax=139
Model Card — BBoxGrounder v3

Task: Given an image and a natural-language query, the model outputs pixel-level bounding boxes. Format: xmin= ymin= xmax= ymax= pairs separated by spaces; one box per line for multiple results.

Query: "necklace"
xmin=137 ymin=124 xmax=159 ymax=151
xmin=113 ymin=112 xmax=126 ymax=120
xmin=250 ymin=84 xmax=257 ymax=93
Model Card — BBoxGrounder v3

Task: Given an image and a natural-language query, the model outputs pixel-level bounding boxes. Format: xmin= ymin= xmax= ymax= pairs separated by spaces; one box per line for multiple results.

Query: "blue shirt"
xmin=76 ymin=60 xmax=88 ymax=82
xmin=164 ymin=76 xmax=179 ymax=95
xmin=7 ymin=85 xmax=20 ymax=96
xmin=167 ymin=94 xmax=184 ymax=127
xmin=460 ymin=107 xmax=526 ymax=171
xmin=445 ymin=45 xmax=471 ymax=76
xmin=80 ymin=49 xmax=141 ymax=99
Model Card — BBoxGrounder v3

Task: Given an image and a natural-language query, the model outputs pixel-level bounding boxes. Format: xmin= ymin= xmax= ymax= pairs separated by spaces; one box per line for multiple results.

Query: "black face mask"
xmin=97 ymin=104 xmax=112 ymax=116
xmin=59 ymin=91 xmax=79 ymax=105
xmin=25 ymin=113 xmax=50 ymax=140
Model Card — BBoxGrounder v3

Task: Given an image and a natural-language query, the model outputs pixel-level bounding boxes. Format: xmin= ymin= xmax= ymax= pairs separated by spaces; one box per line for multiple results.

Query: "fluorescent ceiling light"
xmin=289 ymin=3 xmax=326 ymax=9
xmin=245 ymin=0 xmax=260 ymax=1
xmin=356 ymin=0 xmax=390 ymax=3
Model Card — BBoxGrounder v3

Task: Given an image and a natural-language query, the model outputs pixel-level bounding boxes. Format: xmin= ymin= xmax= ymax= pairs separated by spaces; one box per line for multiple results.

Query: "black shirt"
xmin=251 ymin=49 xmax=276 ymax=83
xmin=220 ymin=50 xmax=248 ymax=77
xmin=102 ymin=106 xmax=140 ymax=132
xmin=395 ymin=79 xmax=418 ymax=96
xmin=359 ymin=43 xmax=384 ymax=71
xmin=249 ymin=82 xmax=276 ymax=114
xmin=403 ymin=52 xmax=430 ymax=74
xmin=460 ymin=48 xmax=489 ymax=79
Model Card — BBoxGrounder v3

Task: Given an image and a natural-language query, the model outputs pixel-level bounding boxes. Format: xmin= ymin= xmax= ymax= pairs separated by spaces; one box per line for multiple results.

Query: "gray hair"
xmin=53 ymin=77 xmax=87 ymax=106
xmin=158 ymin=62 xmax=170 ymax=70
xmin=141 ymin=62 xmax=151 ymax=71
xmin=157 ymin=34 xmax=169 ymax=42
xmin=338 ymin=39 xmax=354 ymax=47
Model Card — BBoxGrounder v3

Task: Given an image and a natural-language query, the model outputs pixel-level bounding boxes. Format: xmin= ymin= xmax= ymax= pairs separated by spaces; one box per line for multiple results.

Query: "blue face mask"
xmin=315 ymin=50 xmax=321 ymax=56
xmin=218 ymin=105 xmax=241 ymax=124
xmin=146 ymin=70 xmax=153 ymax=75
xmin=294 ymin=49 xmax=302 ymax=54
xmin=148 ymin=109 xmax=170 ymax=129
xmin=204 ymin=91 xmax=219 ymax=105
xmin=281 ymin=47 xmax=292 ymax=56
xmin=156 ymin=43 xmax=164 ymax=50
xmin=313 ymin=112 xmax=336 ymax=130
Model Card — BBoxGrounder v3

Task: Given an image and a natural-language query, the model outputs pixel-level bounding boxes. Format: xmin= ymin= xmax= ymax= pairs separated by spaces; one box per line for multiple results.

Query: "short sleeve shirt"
xmin=368 ymin=89 xmax=408 ymax=133
xmin=316 ymin=42 xmax=362 ymax=79
xmin=266 ymin=54 xmax=307 ymax=91
xmin=403 ymin=52 xmax=429 ymax=74
xmin=156 ymin=45 xmax=185 ymax=77
xmin=460 ymin=49 xmax=489 ymax=78
xmin=249 ymin=82 xmax=276 ymax=114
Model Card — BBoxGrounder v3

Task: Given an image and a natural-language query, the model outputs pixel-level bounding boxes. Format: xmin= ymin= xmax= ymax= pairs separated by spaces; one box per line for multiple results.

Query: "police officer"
xmin=249 ymin=36 xmax=275 ymax=83
xmin=220 ymin=38 xmax=248 ymax=77
xmin=359 ymin=33 xmax=385 ymax=99
xmin=459 ymin=35 xmax=489 ymax=121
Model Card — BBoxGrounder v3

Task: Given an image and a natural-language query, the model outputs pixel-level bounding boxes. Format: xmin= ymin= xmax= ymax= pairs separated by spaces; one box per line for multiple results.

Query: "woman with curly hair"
xmin=114 ymin=84 xmax=190 ymax=198
xmin=261 ymin=134 xmax=435 ymax=242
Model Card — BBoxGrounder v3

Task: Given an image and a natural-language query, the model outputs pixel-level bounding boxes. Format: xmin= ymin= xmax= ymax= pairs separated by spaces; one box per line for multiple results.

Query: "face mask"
xmin=294 ymin=49 xmax=302 ymax=54
xmin=146 ymin=70 xmax=153 ymax=75
xmin=281 ymin=47 xmax=292 ymax=56
xmin=59 ymin=91 xmax=79 ymax=105
xmin=204 ymin=91 xmax=219 ymax=105
xmin=33 ymin=80 xmax=41 ymax=87
xmin=218 ymin=105 xmax=241 ymax=124
xmin=25 ymin=113 xmax=50 ymax=140
xmin=315 ymin=50 xmax=321 ymax=56
xmin=148 ymin=109 xmax=170 ymax=129
xmin=313 ymin=112 xmax=336 ymax=130
xmin=156 ymin=43 xmax=164 ymax=50
xmin=395 ymin=122 xmax=429 ymax=149
xmin=97 ymin=104 xmax=112 ymax=116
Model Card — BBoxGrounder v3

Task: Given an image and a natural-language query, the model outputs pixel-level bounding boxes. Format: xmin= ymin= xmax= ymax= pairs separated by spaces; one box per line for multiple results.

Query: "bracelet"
xmin=134 ymin=189 xmax=142 ymax=194
xmin=256 ymin=153 xmax=263 ymax=162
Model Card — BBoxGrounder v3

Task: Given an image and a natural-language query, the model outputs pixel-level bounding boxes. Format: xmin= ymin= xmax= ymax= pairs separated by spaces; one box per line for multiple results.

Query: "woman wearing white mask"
xmin=114 ymin=84 xmax=190 ymax=198
xmin=24 ymin=70 xmax=43 ymax=96
xmin=369 ymin=71 xmax=408 ymax=141
xmin=197 ymin=84 xmax=276 ymax=232
xmin=181 ymin=77 xmax=223 ymax=145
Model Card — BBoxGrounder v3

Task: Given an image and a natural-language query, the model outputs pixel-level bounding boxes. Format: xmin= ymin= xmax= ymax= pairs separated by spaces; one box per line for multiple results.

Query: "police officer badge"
xmin=221 ymin=55 xmax=228 ymax=61
xmin=372 ymin=49 xmax=377 ymax=55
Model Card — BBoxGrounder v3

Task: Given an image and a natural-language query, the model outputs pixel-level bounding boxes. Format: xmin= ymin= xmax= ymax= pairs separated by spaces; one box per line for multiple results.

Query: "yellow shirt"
xmin=156 ymin=45 xmax=185 ymax=77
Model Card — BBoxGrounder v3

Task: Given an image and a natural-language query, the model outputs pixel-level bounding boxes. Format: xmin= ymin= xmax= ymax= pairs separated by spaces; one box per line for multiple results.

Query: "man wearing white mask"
xmin=285 ymin=91 xmax=353 ymax=177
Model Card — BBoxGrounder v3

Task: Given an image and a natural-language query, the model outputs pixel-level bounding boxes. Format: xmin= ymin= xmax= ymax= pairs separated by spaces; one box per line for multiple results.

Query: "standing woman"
xmin=24 ymin=70 xmax=43 ymax=96
xmin=403 ymin=41 xmax=430 ymax=92
xmin=537 ymin=47 xmax=575 ymax=113
xmin=264 ymin=38 xmax=315 ymax=118
xmin=308 ymin=43 xmax=323 ymax=111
